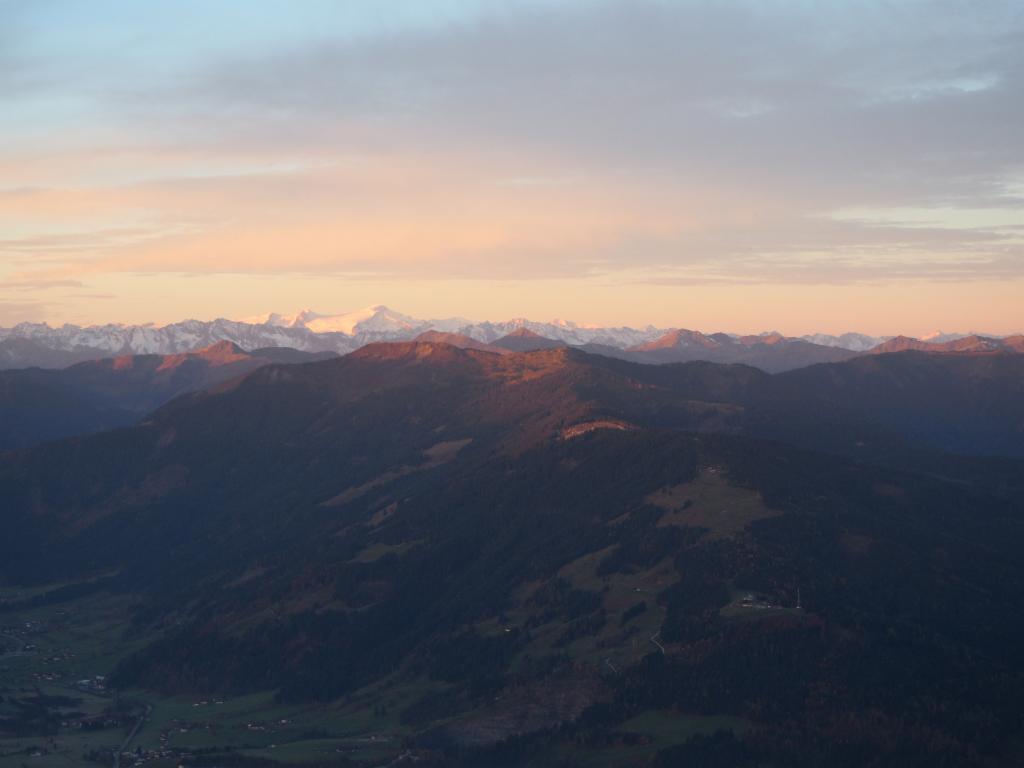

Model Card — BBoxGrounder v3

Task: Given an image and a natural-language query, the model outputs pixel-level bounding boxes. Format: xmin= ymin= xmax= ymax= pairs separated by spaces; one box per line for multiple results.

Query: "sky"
xmin=1 ymin=0 xmax=1022 ymax=336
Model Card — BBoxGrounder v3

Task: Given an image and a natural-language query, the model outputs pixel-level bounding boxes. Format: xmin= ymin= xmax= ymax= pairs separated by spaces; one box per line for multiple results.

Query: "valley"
xmin=0 ymin=585 xmax=757 ymax=768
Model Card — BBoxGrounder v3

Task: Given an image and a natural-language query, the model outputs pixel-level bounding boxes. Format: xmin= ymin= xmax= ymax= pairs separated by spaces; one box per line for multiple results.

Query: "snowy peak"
xmin=799 ymin=332 xmax=888 ymax=352
xmin=242 ymin=309 xmax=321 ymax=328
xmin=251 ymin=305 xmax=424 ymax=336
xmin=308 ymin=305 xmax=416 ymax=335
xmin=920 ymin=331 xmax=969 ymax=344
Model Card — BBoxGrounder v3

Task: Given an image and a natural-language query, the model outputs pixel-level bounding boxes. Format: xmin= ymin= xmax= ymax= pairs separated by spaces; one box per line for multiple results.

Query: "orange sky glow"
xmin=2 ymin=1 xmax=1022 ymax=336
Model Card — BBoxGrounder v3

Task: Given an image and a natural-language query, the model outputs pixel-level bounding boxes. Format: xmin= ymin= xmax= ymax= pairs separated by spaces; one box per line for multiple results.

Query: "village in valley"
xmin=0 ymin=588 xmax=422 ymax=767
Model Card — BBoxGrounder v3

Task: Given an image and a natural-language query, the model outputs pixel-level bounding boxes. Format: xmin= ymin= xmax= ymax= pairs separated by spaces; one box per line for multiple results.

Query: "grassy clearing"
xmin=0 ymin=731 xmax=121 ymax=768
xmin=556 ymin=550 xmax=675 ymax=667
xmin=621 ymin=709 xmax=750 ymax=741
xmin=647 ymin=469 xmax=779 ymax=539
xmin=350 ymin=539 xmax=424 ymax=564
xmin=124 ymin=673 xmax=446 ymax=764
xmin=559 ymin=709 xmax=751 ymax=768
xmin=241 ymin=735 xmax=397 ymax=764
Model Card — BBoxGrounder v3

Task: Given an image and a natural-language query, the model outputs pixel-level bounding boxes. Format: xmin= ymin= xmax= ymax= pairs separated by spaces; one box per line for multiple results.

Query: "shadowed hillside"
xmin=0 ymin=342 xmax=337 ymax=452
xmin=1 ymin=342 xmax=1023 ymax=765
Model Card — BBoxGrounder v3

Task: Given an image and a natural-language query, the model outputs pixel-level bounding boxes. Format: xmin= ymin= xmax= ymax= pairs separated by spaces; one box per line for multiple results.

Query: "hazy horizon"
xmin=2 ymin=295 xmax=1021 ymax=340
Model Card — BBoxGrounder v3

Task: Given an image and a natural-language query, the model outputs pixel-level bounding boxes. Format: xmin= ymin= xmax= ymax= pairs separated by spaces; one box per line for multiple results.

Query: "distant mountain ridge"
xmin=0 ymin=342 xmax=335 ymax=452
xmin=870 ymin=334 xmax=1024 ymax=355
xmin=0 ymin=304 xmax=1017 ymax=371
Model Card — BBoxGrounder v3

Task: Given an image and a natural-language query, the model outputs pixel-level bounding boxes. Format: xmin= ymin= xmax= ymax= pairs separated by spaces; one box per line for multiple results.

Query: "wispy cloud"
xmin=0 ymin=278 xmax=84 ymax=291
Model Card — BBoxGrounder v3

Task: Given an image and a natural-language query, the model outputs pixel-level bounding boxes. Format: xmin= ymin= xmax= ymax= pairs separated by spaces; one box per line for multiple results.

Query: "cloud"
xmin=1 ymin=0 xmax=1022 ymax=298
xmin=148 ymin=0 xmax=1022 ymax=198
xmin=0 ymin=299 xmax=50 ymax=326
xmin=5 ymin=150 xmax=1019 ymax=288
xmin=0 ymin=278 xmax=84 ymax=291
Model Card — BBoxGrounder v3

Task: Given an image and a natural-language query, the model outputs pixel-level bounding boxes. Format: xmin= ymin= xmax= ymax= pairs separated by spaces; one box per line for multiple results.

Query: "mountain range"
xmin=0 ymin=342 xmax=334 ymax=452
xmin=2 ymin=341 xmax=1024 ymax=765
xmin=2 ymin=305 xmax=1018 ymax=372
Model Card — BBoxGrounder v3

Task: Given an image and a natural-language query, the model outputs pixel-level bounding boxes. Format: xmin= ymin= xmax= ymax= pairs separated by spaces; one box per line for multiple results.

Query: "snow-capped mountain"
xmin=920 ymin=331 xmax=973 ymax=344
xmin=0 ymin=319 xmax=356 ymax=370
xmin=238 ymin=306 xmax=661 ymax=347
xmin=799 ymin=332 xmax=888 ymax=352
xmin=242 ymin=305 xmax=432 ymax=337
xmin=0 ymin=304 xmax=1014 ymax=370
xmin=461 ymin=319 xmax=664 ymax=348
xmin=0 ymin=318 xmax=347 ymax=355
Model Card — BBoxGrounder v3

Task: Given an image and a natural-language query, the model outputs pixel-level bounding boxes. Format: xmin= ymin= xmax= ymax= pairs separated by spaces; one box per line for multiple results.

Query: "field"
xmin=0 ymin=588 xmax=425 ymax=767
xmin=646 ymin=467 xmax=780 ymax=539
xmin=558 ymin=709 xmax=751 ymax=768
xmin=0 ymin=591 xmax=145 ymax=766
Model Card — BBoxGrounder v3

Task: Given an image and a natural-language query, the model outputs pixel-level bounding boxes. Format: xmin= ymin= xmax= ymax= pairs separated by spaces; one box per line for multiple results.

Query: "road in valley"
xmin=0 ymin=630 xmax=30 ymax=657
xmin=112 ymin=704 xmax=152 ymax=768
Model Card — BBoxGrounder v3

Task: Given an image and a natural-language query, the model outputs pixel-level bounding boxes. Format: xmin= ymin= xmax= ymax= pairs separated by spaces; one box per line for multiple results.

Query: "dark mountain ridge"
xmin=0 ymin=342 xmax=336 ymax=452
xmin=623 ymin=328 xmax=860 ymax=371
xmin=870 ymin=333 xmax=1024 ymax=355
xmin=413 ymin=330 xmax=510 ymax=353
xmin=1 ymin=341 xmax=1023 ymax=765
xmin=492 ymin=328 xmax=568 ymax=352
